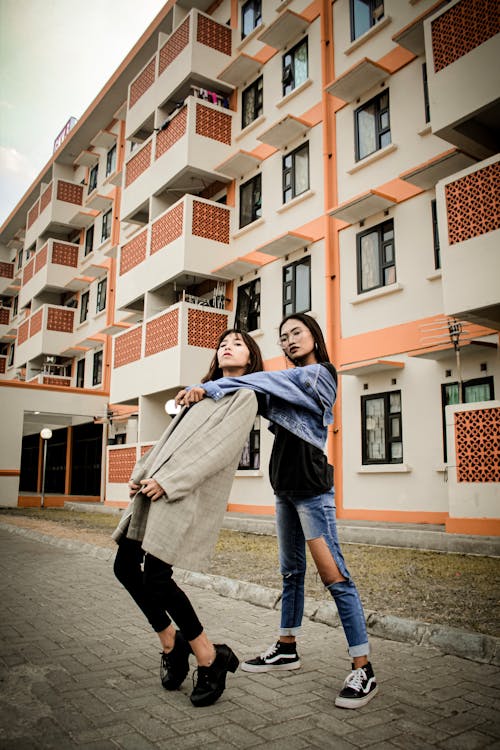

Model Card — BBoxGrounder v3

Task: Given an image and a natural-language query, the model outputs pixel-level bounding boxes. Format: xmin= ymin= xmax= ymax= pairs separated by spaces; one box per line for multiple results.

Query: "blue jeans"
xmin=275 ymin=489 xmax=369 ymax=657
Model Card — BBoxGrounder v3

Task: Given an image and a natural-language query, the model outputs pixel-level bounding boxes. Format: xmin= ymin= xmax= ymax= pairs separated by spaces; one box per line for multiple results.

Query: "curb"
xmin=2 ymin=521 xmax=498 ymax=667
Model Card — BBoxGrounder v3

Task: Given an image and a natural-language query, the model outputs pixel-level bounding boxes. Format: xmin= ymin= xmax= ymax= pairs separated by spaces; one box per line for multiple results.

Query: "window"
xmin=92 ymin=350 xmax=103 ymax=386
xmin=17 ymin=248 xmax=23 ymax=270
xmin=441 ymin=377 xmax=494 ymax=461
xmin=80 ymin=291 xmax=89 ymax=324
xmin=88 ymin=164 xmax=98 ymax=193
xmin=76 ymin=358 xmax=85 ymax=389
xmin=242 ymin=76 xmax=263 ymax=129
xmin=8 ymin=343 xmax=14 ymax=367
xmin=362 ymin=390 xmax=402 ymax=464
xmin=282 ymin=38 xmax=308 ymax=97
xmin=357 ymin=219 xmax=395 ymax=293
xmin=350 ymin=0 xmax=384 ymax=41
xmin=431 ymin=199 xmax=440 ymax=270
xmin=239 ymin=174 xmax=261 ymax=228
xmin=238 ymin=417 xmax=260 ymax=469
xmin=96 ymin=278 xmax=107 ymax=313
xmin=235 ymin=279 xmax=260 ymax=332
xmin=101 ymin=209 xmax=112 ymax=243
xmin=106 ymin=143 xmax=117 ymax=177
xmin=84 ymin=225 xmax=94 ymax=257
xmin=422 ymin=63 xmax=430 ymax=124
xmin=241 ymin=0 xmax=261 ymax=39
xmin=12 ymin=296 xmax=18 ymax=318
xmin=283 ymin=256 xmax=311 ymax=316
xmin=355 ymin=90 xmax=390 ymax=161
xmin=283 ymin=143 xmax=309 ymax=203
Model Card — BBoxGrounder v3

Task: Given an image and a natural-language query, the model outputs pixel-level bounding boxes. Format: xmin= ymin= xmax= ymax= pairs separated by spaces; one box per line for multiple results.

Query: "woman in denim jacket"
xmin=176 ymin=313 xmax=378 ymax=709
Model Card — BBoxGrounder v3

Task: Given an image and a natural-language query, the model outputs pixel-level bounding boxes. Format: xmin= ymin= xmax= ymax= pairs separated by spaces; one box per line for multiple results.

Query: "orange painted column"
xmin=320 ymin=0 xmax=344 ymax=512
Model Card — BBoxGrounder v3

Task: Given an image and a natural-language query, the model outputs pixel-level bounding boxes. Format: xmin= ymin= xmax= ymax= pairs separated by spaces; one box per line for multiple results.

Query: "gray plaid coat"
xmin=112 ymin=389 xmax=257 ymax=572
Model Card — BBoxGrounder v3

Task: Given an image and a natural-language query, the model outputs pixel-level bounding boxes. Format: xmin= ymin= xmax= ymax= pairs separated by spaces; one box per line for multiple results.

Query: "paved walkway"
xmin=1 ymin=528 xmax=499 ymax=750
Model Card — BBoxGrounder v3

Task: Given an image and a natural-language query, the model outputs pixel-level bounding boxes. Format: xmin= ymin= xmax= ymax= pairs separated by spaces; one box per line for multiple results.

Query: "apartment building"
xmin=0 ymin=0 xmax=498 ymax=535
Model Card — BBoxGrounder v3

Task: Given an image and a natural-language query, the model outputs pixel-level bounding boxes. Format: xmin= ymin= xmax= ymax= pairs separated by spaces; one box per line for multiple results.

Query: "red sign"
xmin=53 ymin=117 xmax=77 ymax=153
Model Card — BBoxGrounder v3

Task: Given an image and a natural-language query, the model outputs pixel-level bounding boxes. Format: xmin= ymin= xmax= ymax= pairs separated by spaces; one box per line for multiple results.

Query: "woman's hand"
xmin=139 ymin=478 xmax=165 ymax=502
xmin=175 ymin=387 xmax=206 ymax=407
xmin=128 ymin=481 xmax=141 ymax=498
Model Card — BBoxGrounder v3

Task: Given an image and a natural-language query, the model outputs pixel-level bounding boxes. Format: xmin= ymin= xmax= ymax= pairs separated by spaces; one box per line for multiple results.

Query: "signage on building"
xmin=53 ymin=117 xmax=77 ymax=153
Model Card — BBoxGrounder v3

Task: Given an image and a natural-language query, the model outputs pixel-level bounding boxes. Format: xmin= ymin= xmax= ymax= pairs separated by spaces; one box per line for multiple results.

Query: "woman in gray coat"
xmin=113 ymin=329 xmax=263 ymax=707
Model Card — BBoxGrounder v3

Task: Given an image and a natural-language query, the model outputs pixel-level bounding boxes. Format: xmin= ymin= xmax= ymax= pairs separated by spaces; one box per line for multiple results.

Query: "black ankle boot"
xmin=160 ymin=630 xmax=192 ymax=690
xmin=190 ymin=644 xmax=239 ymax=707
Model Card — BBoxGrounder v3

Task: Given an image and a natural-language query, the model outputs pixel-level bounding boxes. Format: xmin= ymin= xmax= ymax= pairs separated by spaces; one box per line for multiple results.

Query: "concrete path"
xmin=1 ymin=528 xmax=500 ymax=749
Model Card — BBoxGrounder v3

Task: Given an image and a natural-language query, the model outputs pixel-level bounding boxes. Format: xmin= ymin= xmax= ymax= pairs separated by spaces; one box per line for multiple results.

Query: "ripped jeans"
xmin=276 ymin=489 xmax=369 ymax=657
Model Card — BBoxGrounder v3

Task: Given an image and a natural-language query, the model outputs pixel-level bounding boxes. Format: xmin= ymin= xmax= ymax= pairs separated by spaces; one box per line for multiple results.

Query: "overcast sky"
xmin=0 ymin=0 xmax=168 ymax=227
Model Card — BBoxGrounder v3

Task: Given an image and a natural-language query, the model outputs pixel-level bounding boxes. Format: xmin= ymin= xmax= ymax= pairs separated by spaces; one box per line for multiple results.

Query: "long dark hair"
xmin=279 ymin=313 xmax=331 ymax=365
xmin=201 ymin=329 xmax=264 ymax=382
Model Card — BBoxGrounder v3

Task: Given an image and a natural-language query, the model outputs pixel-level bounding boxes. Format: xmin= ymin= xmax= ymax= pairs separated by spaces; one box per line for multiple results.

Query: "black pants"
xmin=114 ymin=537 xmax=203 ymax=641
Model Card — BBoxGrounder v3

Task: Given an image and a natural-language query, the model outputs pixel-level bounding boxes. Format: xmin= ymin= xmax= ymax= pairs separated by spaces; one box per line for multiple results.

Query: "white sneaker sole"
xmin=241 ymin=659 xmax=301 ymax=673
xmin=335 ymin=684 xmax=379 ymax=709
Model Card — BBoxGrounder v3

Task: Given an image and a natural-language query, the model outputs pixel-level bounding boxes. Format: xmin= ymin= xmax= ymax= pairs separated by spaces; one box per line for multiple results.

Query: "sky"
xmin=0 ymin=0 xmax=168 ymax=227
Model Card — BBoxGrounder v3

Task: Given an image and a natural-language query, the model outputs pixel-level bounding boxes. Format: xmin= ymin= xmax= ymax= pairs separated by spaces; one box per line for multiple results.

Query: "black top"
xmin=269 ymin=363 xmax=336 ymax=497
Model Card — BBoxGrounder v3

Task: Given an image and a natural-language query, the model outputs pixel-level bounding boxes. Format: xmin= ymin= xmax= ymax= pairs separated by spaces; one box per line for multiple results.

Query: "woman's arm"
xmin=179 ymin=365 xmax=336 ymax=416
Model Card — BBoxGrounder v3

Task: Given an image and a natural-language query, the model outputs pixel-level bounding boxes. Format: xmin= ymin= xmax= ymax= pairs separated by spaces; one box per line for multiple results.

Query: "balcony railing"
xmin=126 ymin=9 xmax=232 ymax=140
xmin=110 ymin=300 xmax=229 ymax=403
xmin=24 ymin=179 xmax=96 ymax=248
xmin=19 ymin=240 xmax=80 ymax=309
xmin=15 ymin=304 xmax=76 ymax=367
xmin=116 ymin=195 xmax=232 ymax=311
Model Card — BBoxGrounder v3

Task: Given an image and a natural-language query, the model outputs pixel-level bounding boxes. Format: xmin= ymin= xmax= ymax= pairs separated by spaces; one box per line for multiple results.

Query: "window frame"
xmin=96 ymin=277 xmax=107 ymax=314
xmin=282 ymin=142 xmax=310 ymax=204
xmin=92 ymin=350 xmax=103 ymax=386
xmin=431 ymin=199 xmax=440 ymax=270
xmin=101 ymin=209 xmax=112 ymax=243
xmin=235 ymin=278 xmax=261 ymax=332
xmin=76 ymin=358 xmax=85 ymax=389
xmin=241 ymin=76 xmax=263 ymax=129
xmin=361 ymin=390 xmax=403 ymax=465
xmin=8 ymin=343 xmax=15 ymax=367
xmin=80 ymin=290 xmax=89 ymax=324
xmin=239 ymin=173 xmax=262 ymax=228
xmin=106 ymin=143 xmax=117 ymax=177
xmin=355 ymin=90 xmax=390 ymax=161
xmin=238 ymin=417 xmax=260 ymax=470
xmin=241 ymin=0 xmax=262 ymax=39
xmin=282 ymin=256 xmax=311 ymax=317
xmin=84 ymin=225 xmax=94 ymax=257
xmin=88 ymin=164 xmax=98 ymax=194
xmin=350 ymin=0 xmax=384 ymax=42
xmin=356 ymin=218 xmax=395 ymax=294
xmin=282 ymin=37 xmax=308 ymax=98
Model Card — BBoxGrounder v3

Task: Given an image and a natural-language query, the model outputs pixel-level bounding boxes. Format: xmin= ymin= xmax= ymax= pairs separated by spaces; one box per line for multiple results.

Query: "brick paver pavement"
xmin=1 ymin=528 xmax=499 ymax=749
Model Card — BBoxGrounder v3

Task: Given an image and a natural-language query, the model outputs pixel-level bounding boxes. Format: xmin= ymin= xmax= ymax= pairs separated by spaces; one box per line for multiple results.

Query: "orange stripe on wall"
xmin=339 ymin=316 xmax=497 ymax=368
xmin=0 ymin=469 xmax=21 ymax=476
xmin=337 ymin=508 xmax=448 ymax=525
xmin=446 ymin=517 xmax=500 ymax=536
xmin=227 ymin=503 xmax=275 ymax=515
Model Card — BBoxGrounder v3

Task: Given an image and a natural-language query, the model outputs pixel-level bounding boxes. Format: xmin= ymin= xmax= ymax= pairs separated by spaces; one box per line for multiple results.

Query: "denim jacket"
xmin=197 ymin=364 xmax=337 ymax=450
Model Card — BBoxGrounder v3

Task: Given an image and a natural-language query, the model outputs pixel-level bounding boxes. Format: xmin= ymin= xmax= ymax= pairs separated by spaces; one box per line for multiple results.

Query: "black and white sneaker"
xmin=334 ymin=662 xmax=378 ymax=709
xmin=241 ymin=641 xmax=301 ymax=673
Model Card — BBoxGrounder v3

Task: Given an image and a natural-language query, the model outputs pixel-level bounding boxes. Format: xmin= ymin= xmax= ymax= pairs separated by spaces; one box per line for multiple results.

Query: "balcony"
xmin=122 ymin=96 xmax=233 ymax=221
xmin=436 ymin=155 xmax=500 ymax=330
xmin=424 ymin=0 xmax=500 ymax=159
xmin=24 ymin=180 xmax=97 ymax=249
xmin=0 ymin=261 xmax=15 ymax=295
xmin=15 ymin=304 xmax=75 ymax=367
xmin=18 ymin=240 xmax=80 ymax=308
xmin=0 ymin=305 xmax=12 ymax=341
xmin=117 ymin=195 xmax=232 ymax=310
xmin=110 ymin=300 xmax=229 ymax=403
xmin=126 ymin=9 xmax=233 ymax=142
